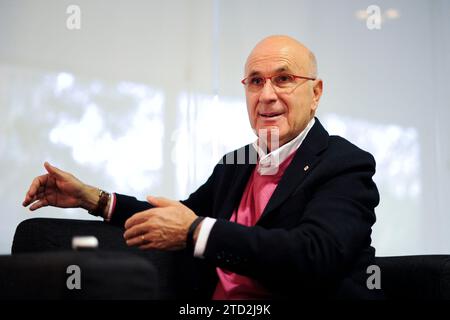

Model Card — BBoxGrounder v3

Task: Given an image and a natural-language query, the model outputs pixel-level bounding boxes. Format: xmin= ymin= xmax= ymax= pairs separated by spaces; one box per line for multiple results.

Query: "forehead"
xmin=245 ymin=46 xmax=307 ymax=75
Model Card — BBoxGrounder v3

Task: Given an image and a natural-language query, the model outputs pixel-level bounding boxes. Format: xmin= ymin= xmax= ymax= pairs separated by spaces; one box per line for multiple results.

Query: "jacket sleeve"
xmin=202 ymin=148 xmax=379 ymax=292
xmin=109 ymin=194 xmax=154 ymax=227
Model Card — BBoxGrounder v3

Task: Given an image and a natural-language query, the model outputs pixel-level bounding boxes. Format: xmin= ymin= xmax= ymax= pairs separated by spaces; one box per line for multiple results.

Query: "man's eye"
xmin=250 ymin=77 xmax=264 ymax=85
xmin=273 ymin=75 xmax=293 ymax=84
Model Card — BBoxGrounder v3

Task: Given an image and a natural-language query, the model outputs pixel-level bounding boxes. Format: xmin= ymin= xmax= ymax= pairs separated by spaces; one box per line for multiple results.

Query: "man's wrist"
xmin=80 ymin=185 xmax=100 ymax=212
xmin=186 ymin=216 xmax=205 ymax=252
xmin=81 ymin=186 xmax=111 ymax=218
xmin=193 ymin=220 xmax=203 ymax=244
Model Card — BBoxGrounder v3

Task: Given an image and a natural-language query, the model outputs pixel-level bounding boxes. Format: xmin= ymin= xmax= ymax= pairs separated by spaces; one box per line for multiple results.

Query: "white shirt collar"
xmin=252 ymin=118 xmax=315 ymax=175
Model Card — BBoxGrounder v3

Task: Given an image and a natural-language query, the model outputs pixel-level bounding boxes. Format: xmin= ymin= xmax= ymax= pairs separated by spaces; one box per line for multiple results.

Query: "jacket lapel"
xmin=257 ymin=118 xmax=329 ymax=223
xmin=216 ymin=145 xmax=256 ymax=220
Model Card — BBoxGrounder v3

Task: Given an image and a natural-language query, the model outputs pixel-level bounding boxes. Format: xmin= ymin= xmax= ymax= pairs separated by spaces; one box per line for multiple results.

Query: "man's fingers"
xmin=123 ymin=225 xmax=144 ymax=243
xmin=24 ymin=187 xmax=49 ymax=208
xmin=126 ymin=235 xmax=145 ymax=247
xmin=29 ymin=199 xmax=49 ymax=211
xmin=125 ymin=229 xmax=152 ymax=246
xmin=23 ymin=194 xmax=38 ymax=206
xmin=124 ymin=209 xmax=155 ymax=229
xmin=22 ymin=194 xmax=33 ymax=207
xmin=23 ymin=162 xmax=64 ymax=206
xmin=124 ymin=213 xmax=146 ymax=230
xmin=23 ymin=176 xmax=47 ymax=206
xmin=123 ymin=223 xmax=150 ymax=241
xmin=147 ymin=196 xmax=179 ymax=208
xmin=44 ymin=161 xmax=65 ymax=178
xmin=24 ymin=179 xmax=40 ymax=203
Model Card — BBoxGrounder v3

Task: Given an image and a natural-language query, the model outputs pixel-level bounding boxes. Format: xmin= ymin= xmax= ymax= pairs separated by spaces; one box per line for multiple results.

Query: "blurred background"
xmin=0 ymin=0 xmax=449 ymax=256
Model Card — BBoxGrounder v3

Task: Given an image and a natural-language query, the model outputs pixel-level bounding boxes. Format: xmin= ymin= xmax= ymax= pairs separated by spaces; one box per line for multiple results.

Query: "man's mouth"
xmin=259 ymin=112 xmax=284 ymax=118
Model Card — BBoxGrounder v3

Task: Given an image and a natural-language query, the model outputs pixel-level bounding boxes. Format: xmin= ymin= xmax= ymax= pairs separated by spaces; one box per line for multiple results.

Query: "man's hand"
xmin=22 ymin=162 xmax=101 ymax=212
xmin=123 ymin=196 xmax=197 ymax=251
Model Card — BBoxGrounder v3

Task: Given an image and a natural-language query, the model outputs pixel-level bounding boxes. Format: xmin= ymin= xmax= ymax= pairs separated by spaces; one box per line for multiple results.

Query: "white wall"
xmin=0 ymin=0 xmax=449 ymax=256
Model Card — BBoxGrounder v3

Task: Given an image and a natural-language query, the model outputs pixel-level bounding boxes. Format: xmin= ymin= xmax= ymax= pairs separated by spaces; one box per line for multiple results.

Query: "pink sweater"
xmin=212 ymin=151 xmax=296 ymax=300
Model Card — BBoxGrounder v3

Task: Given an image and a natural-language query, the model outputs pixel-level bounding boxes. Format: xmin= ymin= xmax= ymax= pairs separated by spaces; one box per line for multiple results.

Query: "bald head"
xmin=245 ymin=35 xmax=318 ymax=78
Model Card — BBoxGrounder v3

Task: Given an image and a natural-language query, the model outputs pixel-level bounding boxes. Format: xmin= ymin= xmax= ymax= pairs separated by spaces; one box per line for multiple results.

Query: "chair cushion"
xmin=0 ymin=251 xmax=158 ymax=299
xmin=376 ymin=255 xmax=450 ymax=299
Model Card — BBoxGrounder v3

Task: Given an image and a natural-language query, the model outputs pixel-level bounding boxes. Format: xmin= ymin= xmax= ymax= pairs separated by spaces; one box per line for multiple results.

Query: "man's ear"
xmin=311 ymin=79 xmax=323 ymax=111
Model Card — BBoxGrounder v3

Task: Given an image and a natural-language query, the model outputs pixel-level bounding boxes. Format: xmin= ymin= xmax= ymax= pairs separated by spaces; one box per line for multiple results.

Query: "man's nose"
xmin=258 ymin=79 xmax=278 ymax=103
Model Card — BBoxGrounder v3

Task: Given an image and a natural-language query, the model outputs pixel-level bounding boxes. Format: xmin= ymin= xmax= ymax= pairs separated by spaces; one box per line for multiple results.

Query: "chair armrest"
xmin=0 ymin=251 xmax=158 ymax=299
xmin=376 ymin=255 xmax=450 ymax=299
xmin=12 ymin=218 xmax=128 ymax=253
xmin=12 ymin=218 xmax=184 ymax=299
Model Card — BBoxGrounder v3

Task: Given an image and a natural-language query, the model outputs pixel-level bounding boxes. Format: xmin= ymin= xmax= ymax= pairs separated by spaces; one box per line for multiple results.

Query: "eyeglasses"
xmin=241 ymin=73 xmax=316 ymax=93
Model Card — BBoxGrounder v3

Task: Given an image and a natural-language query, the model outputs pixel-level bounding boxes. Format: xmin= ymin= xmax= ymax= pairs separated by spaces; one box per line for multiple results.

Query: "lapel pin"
xmin=304 ymin=165 xmax=310 ymax=171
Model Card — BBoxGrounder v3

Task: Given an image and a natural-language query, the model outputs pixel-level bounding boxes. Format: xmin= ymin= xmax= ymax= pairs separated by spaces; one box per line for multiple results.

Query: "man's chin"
xmin=255 ymin=126 xmax=288 ymax=146
xmin=255 ymin=124 xmax=284 ymax=135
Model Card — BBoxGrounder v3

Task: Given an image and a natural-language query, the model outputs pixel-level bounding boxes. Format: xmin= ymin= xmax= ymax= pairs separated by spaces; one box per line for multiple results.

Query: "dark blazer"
xmin=111 ymin=118 xmax=382 ymax=299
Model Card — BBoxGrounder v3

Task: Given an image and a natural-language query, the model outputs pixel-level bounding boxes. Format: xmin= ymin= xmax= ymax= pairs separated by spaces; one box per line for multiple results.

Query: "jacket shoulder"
xmin=326 ymin=135 xmax=375 ymax=164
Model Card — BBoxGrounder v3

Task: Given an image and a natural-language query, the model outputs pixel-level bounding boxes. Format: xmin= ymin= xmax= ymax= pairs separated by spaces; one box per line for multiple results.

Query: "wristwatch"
xmin=88 ymin=188 xmax=110 ymax=217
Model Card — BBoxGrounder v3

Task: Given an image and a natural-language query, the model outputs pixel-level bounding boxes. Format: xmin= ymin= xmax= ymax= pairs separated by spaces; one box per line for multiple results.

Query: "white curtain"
xmin=1 ymin=0 xmax=449 ymax=256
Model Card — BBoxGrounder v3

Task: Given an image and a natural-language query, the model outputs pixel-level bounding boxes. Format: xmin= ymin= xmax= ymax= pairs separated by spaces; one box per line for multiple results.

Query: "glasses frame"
xmin=241 ymin=73 xmax=316 ymax=92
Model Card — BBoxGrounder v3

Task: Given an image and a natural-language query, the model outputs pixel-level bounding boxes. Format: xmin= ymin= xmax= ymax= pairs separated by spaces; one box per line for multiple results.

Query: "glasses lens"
xmin=247 ymin=76 xmax=264 ymax=90
xmin=272 ymin=74 xmax=295 ymax=88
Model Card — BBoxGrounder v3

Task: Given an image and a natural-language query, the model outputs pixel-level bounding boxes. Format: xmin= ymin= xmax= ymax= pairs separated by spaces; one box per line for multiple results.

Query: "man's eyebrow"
xmin=248 ymin=70 xmax=261 ymax=77
xmin=247 ymin=66 xmax=293 ymax=77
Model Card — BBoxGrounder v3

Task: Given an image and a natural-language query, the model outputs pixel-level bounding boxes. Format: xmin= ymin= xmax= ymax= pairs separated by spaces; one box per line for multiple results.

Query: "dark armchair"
xmin=2 ymin=218 xmax=182 ymax=299
xmin=3 ymin=218 xmax=450 ymax=299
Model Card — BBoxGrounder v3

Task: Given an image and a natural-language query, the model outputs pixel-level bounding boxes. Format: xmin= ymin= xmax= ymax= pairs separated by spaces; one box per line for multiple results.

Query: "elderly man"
xmin=23 ymin=35 xmax=381 ymax=299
